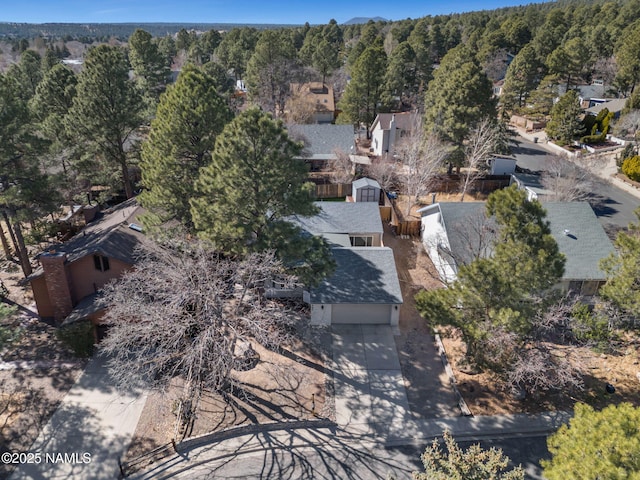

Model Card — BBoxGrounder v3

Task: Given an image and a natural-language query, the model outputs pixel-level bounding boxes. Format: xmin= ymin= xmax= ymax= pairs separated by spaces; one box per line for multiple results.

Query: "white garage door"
xmin=331 ymin=304 xmax=391 ymax=325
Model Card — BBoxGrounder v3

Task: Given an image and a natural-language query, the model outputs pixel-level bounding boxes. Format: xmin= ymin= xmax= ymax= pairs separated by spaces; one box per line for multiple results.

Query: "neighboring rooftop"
xmin=289 ymin=82 xmax=335 ymax=114
xmin=421 ymin=201 xmax=615 ymax=282
xmin=287 ymin=201 xmax=383 ymax=236
xmin=543 ymin=202 xmax=616 ymax=281
xmin=309 ymin=247 xmax=403 ymax=304
xmin=28 ymin=198 xmax=147 ymax=280
xmin=370 ymin=112 xmax=415 ymax=132
xmin=585 ymin=98 xmax=628 ymax=116
xmin=286 ymin=124 xmax=355 ymax=159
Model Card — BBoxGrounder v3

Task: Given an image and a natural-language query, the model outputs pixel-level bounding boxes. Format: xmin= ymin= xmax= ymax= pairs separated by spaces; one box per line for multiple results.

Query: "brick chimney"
xmin=40 ymin=251 xmax=73 ymax=324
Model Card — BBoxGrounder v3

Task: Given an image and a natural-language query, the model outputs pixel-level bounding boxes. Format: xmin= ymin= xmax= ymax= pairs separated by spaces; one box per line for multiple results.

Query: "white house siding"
xmin=371 ymin=127 xmax=388 ymax=156
xmin=421 ymin=211 xmax=458 ymax=283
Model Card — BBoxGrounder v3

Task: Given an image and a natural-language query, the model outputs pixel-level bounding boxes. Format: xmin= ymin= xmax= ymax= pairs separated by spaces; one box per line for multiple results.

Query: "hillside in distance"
xmin=0 ymin=22 xmax=300 ymax=39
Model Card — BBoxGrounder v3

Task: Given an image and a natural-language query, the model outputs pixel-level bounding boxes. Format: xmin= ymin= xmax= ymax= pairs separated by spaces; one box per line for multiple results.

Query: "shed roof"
xmin=352 ymin=177 xmax=381 ymax=190
xmin=288 ymin=201 xmax=383 ymax=236
xmin=309 ymin=247 xmax=403 ymax=304
xmin=286 ymin=124 xmax=355 ymax=159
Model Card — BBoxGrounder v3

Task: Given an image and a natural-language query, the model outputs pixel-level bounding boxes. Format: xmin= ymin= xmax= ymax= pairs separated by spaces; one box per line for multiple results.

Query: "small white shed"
xmin=352 ymin=177 xmax=381 ymax=203
xmin=488 ymin=156 xmax=517 ymax=175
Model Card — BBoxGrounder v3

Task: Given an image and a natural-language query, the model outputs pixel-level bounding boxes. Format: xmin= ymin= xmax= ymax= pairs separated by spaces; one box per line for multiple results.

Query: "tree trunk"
xmin=0 ymin=221 xmax=13 ymax=260
xmin=11 ymin=217 xmax=32 ymax=277
xmin=2 ymin=211 xmax=20 ymax=257
xmin=3 ymin=211 xmax=32 ymax=277
xmin=119 ymin=154 xmax=134 ymax=199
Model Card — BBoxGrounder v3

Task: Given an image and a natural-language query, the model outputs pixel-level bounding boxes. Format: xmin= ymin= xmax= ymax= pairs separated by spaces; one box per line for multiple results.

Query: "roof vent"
xmin=129 ymin=223 xmax=143 ymax=232
xmin=563 ymin=229 xmax=571 ymax=236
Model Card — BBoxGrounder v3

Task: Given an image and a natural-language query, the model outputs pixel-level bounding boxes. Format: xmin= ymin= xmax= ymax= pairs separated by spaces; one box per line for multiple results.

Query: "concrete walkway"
xmin=10 ymin=355 xmax=147 ymax=480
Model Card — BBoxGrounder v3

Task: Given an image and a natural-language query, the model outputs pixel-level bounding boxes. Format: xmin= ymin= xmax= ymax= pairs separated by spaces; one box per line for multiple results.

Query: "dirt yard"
xmin=387 ymin=229 xmax=640 ymax=416
xmin=393 ymin=192 xmax=488 ymax=223
xmin=124 ymin=322 xmax=331 ymax=464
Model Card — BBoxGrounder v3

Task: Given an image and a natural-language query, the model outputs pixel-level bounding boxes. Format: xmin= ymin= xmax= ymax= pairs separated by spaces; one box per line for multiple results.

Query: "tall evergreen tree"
xmin=128 ymin=29 xmax=170 ymax=110
xmin=245 ymin=29 xmax=298 ymax=116
xmin=66 ymin=45 xmax=144 ymax=199
xmin=337 ymin=39 xmax=387 ymax=135
xmin=600 ymin=208 xmax=640 ymax=320
xmin=191 ymin=108 xmax=333 ymax=283
xmin=423 ymin=44 xmax=496 ymax=148
xmin=501 ymin=44 xmax=541 ymax=111
xmin=139 ymin=65 xmax=232 ymax=229
xmin=546 ymin=90 xmax=585 ymax=145
xmin=215 ymin=27 xmax=259 ymax=80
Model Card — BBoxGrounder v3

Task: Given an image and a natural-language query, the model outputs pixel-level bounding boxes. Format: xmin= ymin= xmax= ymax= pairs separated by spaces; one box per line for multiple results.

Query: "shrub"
xmin=56 ymin=320 xmax=95 ymax=357
xmin=622 ymin=155 xmax=640 ymax=182
xmin=571 ymin=302 xmax=612 ymax=346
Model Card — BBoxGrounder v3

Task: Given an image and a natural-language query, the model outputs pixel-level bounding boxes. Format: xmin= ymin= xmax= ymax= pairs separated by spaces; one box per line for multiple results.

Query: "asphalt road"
xmin=511 ymin=137 xmax=639 ymax=231
xmin=146 ymin=434 xmax=549 ymax=480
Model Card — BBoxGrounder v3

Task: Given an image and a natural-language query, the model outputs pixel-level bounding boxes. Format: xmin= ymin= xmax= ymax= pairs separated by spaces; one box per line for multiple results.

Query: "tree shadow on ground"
xmin=132 ymin=425 xmax=423 ymax=480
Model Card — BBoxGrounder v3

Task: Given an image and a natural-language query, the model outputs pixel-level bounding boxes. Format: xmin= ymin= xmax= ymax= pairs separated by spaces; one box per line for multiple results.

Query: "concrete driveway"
xmin=331 ymin=324 xmax=415 ymax=442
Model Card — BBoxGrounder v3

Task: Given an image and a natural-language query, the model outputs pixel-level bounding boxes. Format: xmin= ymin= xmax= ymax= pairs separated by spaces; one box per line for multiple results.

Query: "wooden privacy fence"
xmin=313 ymin=182 xmax=352 ymax=199
xmin=382 ymin=194 xmax=422 ymax=237
xmin=431 ymin=174 xmax=511 ymax=193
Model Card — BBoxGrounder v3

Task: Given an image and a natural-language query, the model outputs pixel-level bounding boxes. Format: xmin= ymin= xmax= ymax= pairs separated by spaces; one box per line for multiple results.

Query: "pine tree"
xmin=542 ymin=403 xmax=640 ymax=480
xmin=190 ymin=108 xmax=334 ymax=284
xmin=546 ymin=90 xmax=585 ymax=145
xmin=423 ymin=44 xmax=496 ymax=147
xmin=128 ymin=29 xmax=170 ymax=111
xmin=139 ymin=65 xmax=232 ymax=229
xmin=337 ymin=39 xmax=387 ymax=135
xmin=66 ymin=45 xmax=144 ymax=199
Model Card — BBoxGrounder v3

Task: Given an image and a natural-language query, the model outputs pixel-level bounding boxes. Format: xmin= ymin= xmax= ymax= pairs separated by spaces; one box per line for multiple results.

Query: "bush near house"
xmin=622 ymin=155 xmax=640 ymax=182
xmin=580 ymin=109 xmax=614 ymax=145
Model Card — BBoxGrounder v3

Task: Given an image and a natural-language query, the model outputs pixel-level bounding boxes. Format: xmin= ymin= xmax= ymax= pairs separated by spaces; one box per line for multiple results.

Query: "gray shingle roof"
xmin=288 ymin=202 xmax=383 ymax=236
xmin=427 ymin=201 xmax=614 ymax=282
xmin=352 ymin=177 xmax=381 ymax=190
xmin=28 ymin=199 xmax=148 ymax=280
xmin=286 ymin=124 xmax=355 ymax=159
xmin=586 ymin=98 xmax=627 ymax=115
xmin=543 ymin=202 xmax=615 ymax=280
xmin=310 ymin=247 xmax=403 ymax=304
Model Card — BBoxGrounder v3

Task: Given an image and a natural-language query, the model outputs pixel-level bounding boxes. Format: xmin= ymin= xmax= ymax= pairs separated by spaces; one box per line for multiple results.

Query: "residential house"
xmin=288 ymin=201 xmax=403 ymax=325
xmin=585 ymin=98 xmax=628 ymax=119
xmin=419 ymin=201 xmax=615 ymax=295
xmin=369 ymin=112 xmax=414 ymax=156
xmin=558 ymin=82 xmax=616 ymax=109
xmin=25 ymin=199 xmax=148 ymax=337
xmin=286 ymin=124 xmax=355 ymax=172
xmin=287 ymin=82 xmax=336 ymax=124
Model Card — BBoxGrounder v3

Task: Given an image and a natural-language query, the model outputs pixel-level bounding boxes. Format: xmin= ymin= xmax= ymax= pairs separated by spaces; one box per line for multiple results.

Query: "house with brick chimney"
xmin=24 ymin=198 xmax=148 ymax=338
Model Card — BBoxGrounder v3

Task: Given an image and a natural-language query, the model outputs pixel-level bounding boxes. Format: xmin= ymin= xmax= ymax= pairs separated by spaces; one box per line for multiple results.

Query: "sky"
xmin=2 ymin=0 xmax=537 ymax=25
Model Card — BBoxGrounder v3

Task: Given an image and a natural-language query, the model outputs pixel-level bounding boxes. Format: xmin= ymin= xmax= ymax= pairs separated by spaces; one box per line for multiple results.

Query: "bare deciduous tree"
xmin=460 ymin=117 xmax=497 ymax=202
xmin=395 ymin=113 xmax=450 ymax=217
xmin=327 ymin=149 xmax=354 ymax=184
xmin=366 ymin=156 xmax=397 ymax=193
xmin=541 ymin=155 xmax=594 ymax=202
xmin=100 ymin=241 xmax=297 ymax=436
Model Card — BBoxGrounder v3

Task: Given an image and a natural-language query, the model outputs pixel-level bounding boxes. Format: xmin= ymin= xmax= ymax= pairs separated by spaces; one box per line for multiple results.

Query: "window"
xmin=93 ymin=255 xmax=110 ymax=272
xmin=350 ymin=236 xmax=373 ymax=247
